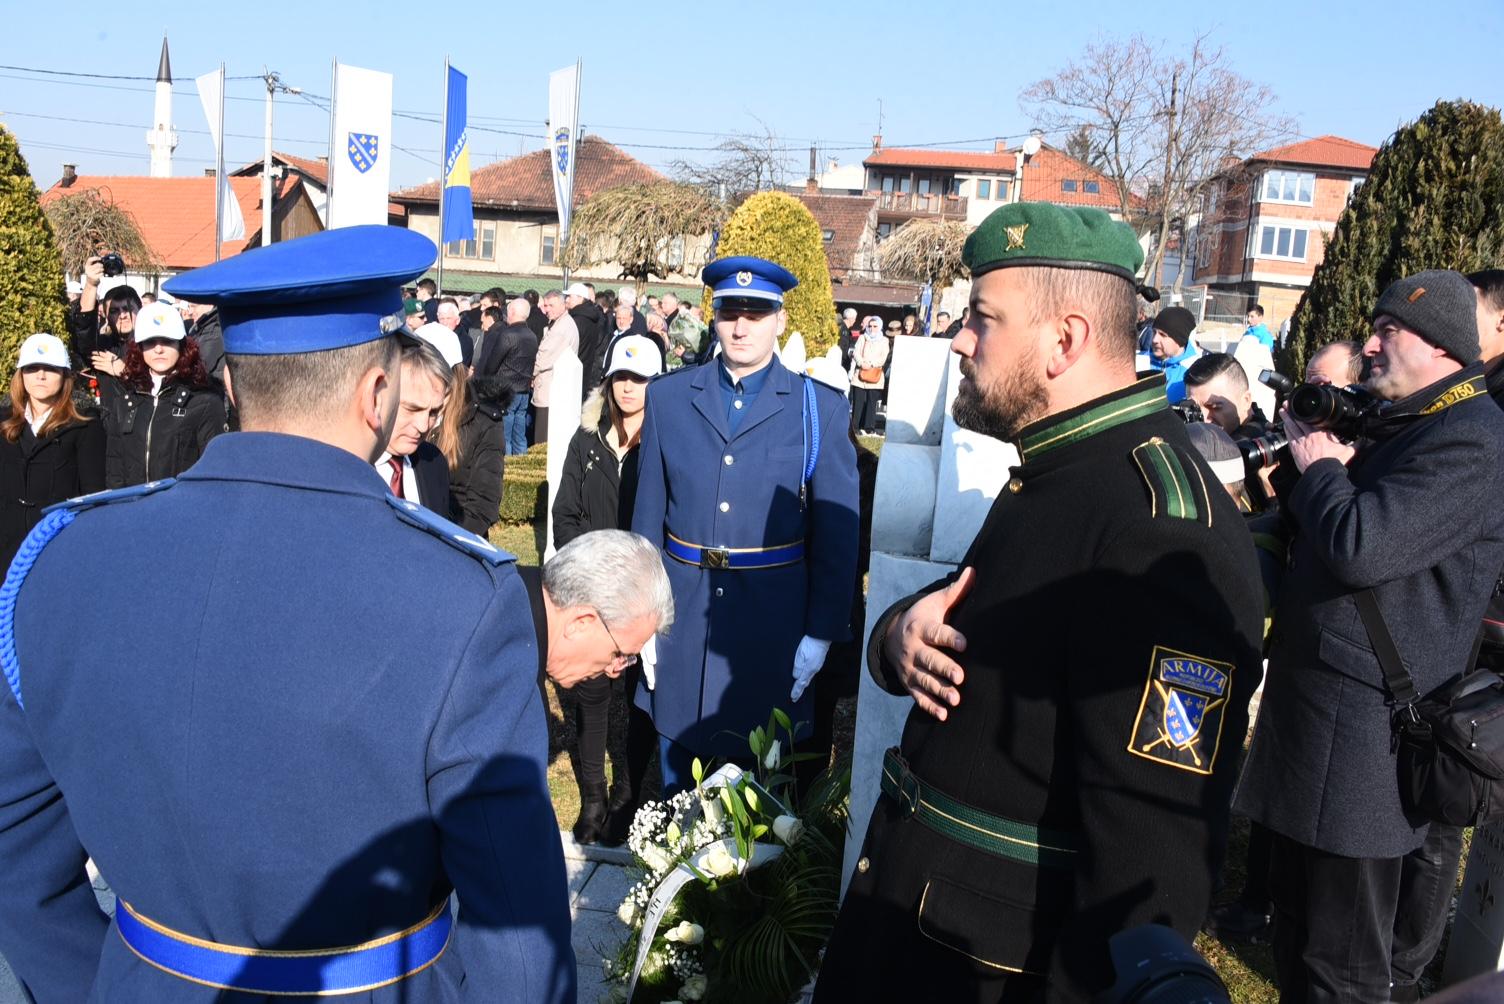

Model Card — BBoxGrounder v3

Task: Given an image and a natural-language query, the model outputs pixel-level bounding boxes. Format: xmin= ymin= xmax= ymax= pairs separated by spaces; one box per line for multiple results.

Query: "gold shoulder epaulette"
xmin=1130 ymin=436 xmax=1212 ymax=526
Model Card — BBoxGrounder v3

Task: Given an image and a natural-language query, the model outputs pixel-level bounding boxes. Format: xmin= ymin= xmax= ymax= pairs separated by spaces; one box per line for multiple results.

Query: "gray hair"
xmin=542 ymin=530 xmax=674 ymax=635
xmin=506 ymin=298 xmax=531 ymax=323
xmin=617 ymin=287 xmax=638 ymax=307
xmin=436 ymin=301 xmax=460 ymax=321
xmin=542 ymin=290 xmax=565 ymax=305
xmin=660 ymin=292 xmax=679 ymax=307
xmin=401 ymin=340 xmax=453 ymax=392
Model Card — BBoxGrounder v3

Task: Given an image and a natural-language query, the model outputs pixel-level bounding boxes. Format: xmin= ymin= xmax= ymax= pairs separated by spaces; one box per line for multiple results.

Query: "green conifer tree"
xmin=1285 ymin=101 xmax=1504 ymax=377
xmin=0 ymin=125 xmax=68 ymax=383
xmin=705 ymin=192 xmax=840 ymax=358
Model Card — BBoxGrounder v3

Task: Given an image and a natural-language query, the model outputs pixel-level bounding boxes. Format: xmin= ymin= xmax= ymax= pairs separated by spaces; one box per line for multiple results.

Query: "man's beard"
xmin=952 ymin=352 xmax=1049 ymax=442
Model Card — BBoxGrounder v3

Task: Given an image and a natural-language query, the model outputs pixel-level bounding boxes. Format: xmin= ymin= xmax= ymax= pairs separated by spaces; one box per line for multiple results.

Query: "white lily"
xmin=764 ymin=739 xmax=781 ymax=770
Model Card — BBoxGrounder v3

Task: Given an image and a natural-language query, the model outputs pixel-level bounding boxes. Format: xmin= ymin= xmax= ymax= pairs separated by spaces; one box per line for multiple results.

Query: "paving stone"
xmin=571 ymin=907 xmax=630 ymax=972
xmin=566 ymin=856 xmax=597 ymax=901
xmin=575 ymin=862 xmax=641 ymax=913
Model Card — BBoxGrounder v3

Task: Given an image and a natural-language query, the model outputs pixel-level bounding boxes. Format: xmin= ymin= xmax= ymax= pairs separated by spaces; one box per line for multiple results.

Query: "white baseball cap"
xmin=17 ymin=333 xmax=70 ymax=370
xmin=413 ymin=322 xmax=464 ymax=369
xmin=134 ymin=301 xmax=187 ymax=342
xmin=564 ymin=282 xmax=592 ymax=300
xmin=605 ymin=335 xmax=662 ymax=380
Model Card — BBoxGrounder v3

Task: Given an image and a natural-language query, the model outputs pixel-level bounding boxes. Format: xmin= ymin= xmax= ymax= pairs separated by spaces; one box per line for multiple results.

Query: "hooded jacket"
xmin=569 ymin=301 xmax=609 ymax=397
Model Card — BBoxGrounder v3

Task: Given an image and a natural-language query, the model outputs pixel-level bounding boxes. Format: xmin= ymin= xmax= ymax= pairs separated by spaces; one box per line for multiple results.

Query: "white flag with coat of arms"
xmin=328 ymin=62 xmax=393 ymax=229
xmin=194 ymin=68 xmax=245 ymax=241
xmin=547 ymin=63 xmax=581 ymax=245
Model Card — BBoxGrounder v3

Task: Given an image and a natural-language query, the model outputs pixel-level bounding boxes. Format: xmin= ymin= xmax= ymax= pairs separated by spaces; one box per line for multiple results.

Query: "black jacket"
xmin=1237 ymin=365 xmax=1504 ymax=858
xmin=190 ymin=310 xmax=227 ymax=386
xmin=819 ymin=375 xmax=1264 ymax=1002
xmin=474 ymin=322 xmax=538 ymax=397
xmin=569 ymin=301 xmax=608 ymax=397
xmin=550 ymin=390 xmax=640 ymax=549
xmin=409 ymin=439 xmax=455 ymax=519
xmin=449 ymin=401 xmax=507 ymax=536
xmin=524 ymin=302 xmax=546 ymax=342
xmin=98 ymin=375 xmax=227 ymax=488
xmin=0 ymin=408 xmax=106 ymax=566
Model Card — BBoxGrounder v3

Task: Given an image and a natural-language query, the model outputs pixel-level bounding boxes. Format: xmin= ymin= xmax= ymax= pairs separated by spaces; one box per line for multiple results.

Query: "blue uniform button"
xmin=734 ymin=400 xmax=744 ymax=410
xmin=724 ymin=455 xmax=734 ymax=466
xmin=719 ymin=502 xmax=730 ymax=512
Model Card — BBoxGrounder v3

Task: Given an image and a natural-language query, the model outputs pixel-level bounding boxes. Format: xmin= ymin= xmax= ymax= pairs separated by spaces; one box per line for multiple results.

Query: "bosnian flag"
xmin=441 ymin=64 xmax=473 ymax=245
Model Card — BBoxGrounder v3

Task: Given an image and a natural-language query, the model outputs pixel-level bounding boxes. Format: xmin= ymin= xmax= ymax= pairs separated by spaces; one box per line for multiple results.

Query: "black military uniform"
xmin=815 ymin=203 xmax=1265 ymax=1003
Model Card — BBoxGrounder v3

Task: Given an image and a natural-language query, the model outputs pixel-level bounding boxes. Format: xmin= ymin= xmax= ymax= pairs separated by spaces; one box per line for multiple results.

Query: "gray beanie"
xmin=1372 ymin=270 xmax=1480 ymax=362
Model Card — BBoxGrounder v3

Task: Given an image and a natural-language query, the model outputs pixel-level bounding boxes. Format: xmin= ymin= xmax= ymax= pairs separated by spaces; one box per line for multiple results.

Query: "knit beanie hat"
xmin=1372 ymin=270 xmax=1481 ymax=363
xmin=1153 ymin=307 xmax=1197 ymax=349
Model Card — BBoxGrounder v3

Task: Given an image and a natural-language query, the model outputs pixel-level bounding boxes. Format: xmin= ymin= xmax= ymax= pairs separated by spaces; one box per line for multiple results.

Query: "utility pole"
xmin=260 ymin=70 xmax=301 ymax=247
xmin=1155 ymin=67 xmax=1180 ymax=289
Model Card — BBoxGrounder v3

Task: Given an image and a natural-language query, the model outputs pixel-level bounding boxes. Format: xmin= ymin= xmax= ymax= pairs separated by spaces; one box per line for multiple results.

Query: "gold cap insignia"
xmin=1006 ymin=223 xmax=1029 ymax=251
xmin=735 ymin=271 xmax=753 ymax=287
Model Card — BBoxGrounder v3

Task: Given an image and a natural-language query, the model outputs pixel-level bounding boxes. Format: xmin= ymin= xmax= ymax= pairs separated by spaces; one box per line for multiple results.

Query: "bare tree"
xmin=42 ymin=187 xmax=158 ymax=276
xmin=1064 ymin=125 xmax=1108 ymax=173
xmin=671 ymin=119 xmax=794 ymax=198
xmin=562 ymin=182 xmax=727 ymax=292
xmin=1023 ymin=33 xmax=1295 ymax=285
xmin=878 ymin=218 xmax=971 ymax=289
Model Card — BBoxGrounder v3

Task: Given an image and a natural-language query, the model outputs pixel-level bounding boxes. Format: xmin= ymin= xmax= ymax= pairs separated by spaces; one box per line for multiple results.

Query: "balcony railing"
xmin=873 ymin=191 xmax=968 ymax=217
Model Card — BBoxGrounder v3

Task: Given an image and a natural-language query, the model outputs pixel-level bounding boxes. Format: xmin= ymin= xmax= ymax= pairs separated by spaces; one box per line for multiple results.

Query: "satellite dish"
xmin=1021 ymin=136 xmax=1042 ymax=158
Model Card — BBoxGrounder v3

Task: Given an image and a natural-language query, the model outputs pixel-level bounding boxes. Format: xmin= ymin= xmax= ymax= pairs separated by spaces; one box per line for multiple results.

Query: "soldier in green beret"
xmin=815 ymin=203 xmax=1265 ymax=1002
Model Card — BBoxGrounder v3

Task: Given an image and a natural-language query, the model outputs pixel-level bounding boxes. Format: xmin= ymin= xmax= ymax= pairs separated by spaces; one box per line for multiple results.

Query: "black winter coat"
xmin=1237 ymin=365 xmax=1504 ymax=858
xmin=98 ymin=375 xmax=228 ymax=488
xmin=450 ymin=401 xmax=507 ymax=536
xmin=569 ymin=302 xmax=608 ymax=397
xmin=551 ymin=392 xmax=640 ymax=549
xmin=0 ymin=408 xmax=106 ymax=566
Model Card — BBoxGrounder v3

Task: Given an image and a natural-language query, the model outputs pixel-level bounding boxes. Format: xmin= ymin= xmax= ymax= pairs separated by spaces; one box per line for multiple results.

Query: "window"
xmin=877 ymin=222 xmax=893 ymax=240
xmin=917 ymin=176 xmax=932 ymax=195
xmin=948 ymin=177 xmax=963 ymax=196
xmin=664 ymin=236 xmax=686 ymax=270
xmin=1347 ymin=176 xmax=1363 ymax=204
xmin=976 ymin=179 xmax=991 ymax=200
xmin=1256 ymin=224 xmax=1309 ymax=261
xmin=881 ymin=175 xmax=895 ymax=194
xmin=1260 ymin=169 xmax=1315 ymax=205
xmin=898 ymin=175 xmax=911 ymax=194
xmin=1083 ymin=180 xmax=1100 ymax=194
xmin=541 ymin=227 xmax=558 ymax=266
xmin=444 ymin=221 xmax=495 ymax=260
xmin=822 ymin=229 xmax=835 ymax=243
xmin=995 ymin=181 xmax=1009 ymax=200
xmin=1061 ymin=179 xmax=1078 ymax=193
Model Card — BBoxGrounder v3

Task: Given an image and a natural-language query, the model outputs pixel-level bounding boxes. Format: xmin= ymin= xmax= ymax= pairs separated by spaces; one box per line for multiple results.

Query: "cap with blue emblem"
xmin=702 ymin=255 xmax=799 ymax=311
xmin=163 ymin=225 xmax=437 ymax=355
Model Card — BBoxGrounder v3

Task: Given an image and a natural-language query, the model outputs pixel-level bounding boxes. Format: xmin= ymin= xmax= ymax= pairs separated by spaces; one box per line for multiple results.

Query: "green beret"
xmin=963 ymin=203 xmax=1144 ymax=283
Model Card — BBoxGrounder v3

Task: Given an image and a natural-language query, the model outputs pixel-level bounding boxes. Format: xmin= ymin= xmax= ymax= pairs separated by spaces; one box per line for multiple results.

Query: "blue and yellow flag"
xmin=441 ymin=64 xmax=473 ymax=245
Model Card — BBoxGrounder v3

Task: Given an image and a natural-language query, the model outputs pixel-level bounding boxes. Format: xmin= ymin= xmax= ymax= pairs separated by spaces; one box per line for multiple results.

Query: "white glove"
xmin=790 ymin=635 xmax=831 ymax=702
xmin=640 ymin=634 xmax=658 ymax=691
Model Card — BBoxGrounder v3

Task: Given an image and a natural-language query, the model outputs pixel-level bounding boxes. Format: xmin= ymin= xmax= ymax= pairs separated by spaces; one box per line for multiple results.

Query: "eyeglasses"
xmin=593 ymin=608 xmax=640 ymax=669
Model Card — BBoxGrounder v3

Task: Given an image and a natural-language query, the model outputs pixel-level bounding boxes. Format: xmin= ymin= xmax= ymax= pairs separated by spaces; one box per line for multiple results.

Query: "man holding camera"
xmin=1236 ymin=270 xmax=1504 ymax=1003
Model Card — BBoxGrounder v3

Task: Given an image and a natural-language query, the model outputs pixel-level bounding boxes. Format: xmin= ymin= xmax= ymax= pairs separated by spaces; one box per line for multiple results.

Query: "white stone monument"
xmin=1444 ymin=822 xmax=1504 ymax=985
xmin=842 ymin=336 xmax=1015 ymax=895
xmin=543 ymin=350 xmax=583 ymax=561
xmin=780 ymin=330 xmax=807 ymax=374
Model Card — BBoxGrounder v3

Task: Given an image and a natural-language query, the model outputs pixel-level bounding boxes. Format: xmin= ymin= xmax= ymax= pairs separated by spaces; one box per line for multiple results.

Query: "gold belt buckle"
xmin=701 ymin=547 xmax=730 ymax=569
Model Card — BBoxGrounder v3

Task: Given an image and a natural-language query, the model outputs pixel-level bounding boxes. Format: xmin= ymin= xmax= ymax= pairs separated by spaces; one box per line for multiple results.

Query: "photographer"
xmin=1183 ymin=352 xmax=1270 ymax=439
xmin=1235 ymin=270 xmax=1504 ymax=1003
xmin=70 ymin=255 xmax=139 ymax=368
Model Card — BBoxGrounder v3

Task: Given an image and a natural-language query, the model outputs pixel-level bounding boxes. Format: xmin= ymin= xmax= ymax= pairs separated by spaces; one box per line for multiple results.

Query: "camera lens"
xmin=1237 ymin=430 xmax=1288 ymax=469
xmin=1289 ymin=383 xmax=1359 ymax=429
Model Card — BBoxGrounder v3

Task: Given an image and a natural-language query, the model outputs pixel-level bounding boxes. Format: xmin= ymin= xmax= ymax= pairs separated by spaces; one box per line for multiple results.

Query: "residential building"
xmin=390 ymin=135 xmax=705 ymax=294
xmin=40 ymin=167 xmax=320 ymax=290
xmin=862 ymin=137 xmax=1016 ymax=235
xmin=1190 ymin=135 xmax=1378 ymax=322
xmin=231 ymin=150 xmax=408 ymax=229
xmin=1010 ymin=143 xmax=1133 ymax=219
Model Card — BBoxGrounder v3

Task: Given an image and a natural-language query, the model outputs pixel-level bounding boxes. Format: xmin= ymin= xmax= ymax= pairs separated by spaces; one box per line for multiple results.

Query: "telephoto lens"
xmin=1288 ymin=383 xmax=1363 ymax=429
xmin=1097 ymin=925 xmax=1231 ymax=1004
xmin=1237 ymin=430 xmax=1289 ymax=469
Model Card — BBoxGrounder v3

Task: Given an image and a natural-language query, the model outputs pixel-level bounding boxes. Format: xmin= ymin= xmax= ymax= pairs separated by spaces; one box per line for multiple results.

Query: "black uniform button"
xmin=856 ymin=856 xmax=870 ymax=873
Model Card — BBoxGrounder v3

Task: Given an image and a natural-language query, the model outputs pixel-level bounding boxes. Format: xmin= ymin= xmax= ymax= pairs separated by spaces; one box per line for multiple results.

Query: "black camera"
xmin=100 ymin=252 xmax=126 ymax=278
xmin=1287 ymin=382 xmax=1379 ymax=440
xmin=1170 ymin=398 xmax=1204 ymax=424
xmin=1237 ymin=428 xmax=1289 ymax=469
xmin=1096 ymin=924 xmax=1231 ymax=1004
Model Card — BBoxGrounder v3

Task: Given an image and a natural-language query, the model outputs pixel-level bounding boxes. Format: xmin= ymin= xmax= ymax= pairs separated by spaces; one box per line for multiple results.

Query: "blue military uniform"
xmin=631 ymin=256 xmax=860 ymax=782
xmin=0 ymin=226 xmax=574 ymax=1001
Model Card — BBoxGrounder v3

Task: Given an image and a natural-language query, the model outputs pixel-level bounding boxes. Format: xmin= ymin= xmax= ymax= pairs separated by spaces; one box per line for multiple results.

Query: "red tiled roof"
xmin=795 ymin=192 xmax=876 ymax=278
xmin=40 ymin=175 xmax=265 ymax=269
xmin=1012 ymin=145 xmax=1137 ymax=210
xmin=231 ymin=150 xmax=330 ymax=188
xmin=1249 ymin=135 xmax=1377 ymax=171
xmin=391 ymin=135 xmax=664 ymax=211
xmin=864 ymin=148 xmax=1017 ymax=172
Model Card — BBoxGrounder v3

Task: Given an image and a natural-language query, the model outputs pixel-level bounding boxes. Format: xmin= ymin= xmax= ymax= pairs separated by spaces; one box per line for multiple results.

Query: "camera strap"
xmin=1354 ymin=589 xmax=1418 ymax=709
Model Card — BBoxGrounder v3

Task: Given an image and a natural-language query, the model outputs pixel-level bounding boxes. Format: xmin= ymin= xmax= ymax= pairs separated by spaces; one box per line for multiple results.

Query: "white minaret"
xmin=146 ymin=36 xmax=177 ymax=177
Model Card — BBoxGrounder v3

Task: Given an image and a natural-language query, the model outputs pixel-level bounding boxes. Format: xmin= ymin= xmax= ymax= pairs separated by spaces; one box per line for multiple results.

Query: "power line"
xmin=0 ymin=62 xmax=262 ymax=81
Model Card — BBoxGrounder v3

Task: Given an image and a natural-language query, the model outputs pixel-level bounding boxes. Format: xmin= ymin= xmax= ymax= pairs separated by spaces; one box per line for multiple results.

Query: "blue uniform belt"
xmin=664 ymin=532 xmax=805 ymax=570
xmin=115 ymin=897 xmax=452 ymax=995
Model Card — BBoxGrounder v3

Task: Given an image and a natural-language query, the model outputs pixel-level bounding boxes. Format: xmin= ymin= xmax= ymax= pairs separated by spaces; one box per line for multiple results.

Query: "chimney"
xmin=60 ymin=164 xmax=77 ymax=188
xmin=872 ymin=134 xmax=883 ymax=151
xmin=806 ymin=144 xmax=818 ymax=193
xmin=204 ymin=168 xmax=217 ymax=178
xmin=995 ymin=139 xmax=1008 ymax=154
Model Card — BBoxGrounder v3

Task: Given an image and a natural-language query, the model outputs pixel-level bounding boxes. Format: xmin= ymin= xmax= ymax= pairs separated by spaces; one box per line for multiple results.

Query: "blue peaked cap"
xmin=163 ymin=226 xmax=437 ymax=355
xmin=703 ymin=255 xmax=798 ymax=309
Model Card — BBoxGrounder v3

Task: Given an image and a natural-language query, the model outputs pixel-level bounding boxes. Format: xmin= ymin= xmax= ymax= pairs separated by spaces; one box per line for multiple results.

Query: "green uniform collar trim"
xmin=1017 ymin=374 xmax=1168 ymax=463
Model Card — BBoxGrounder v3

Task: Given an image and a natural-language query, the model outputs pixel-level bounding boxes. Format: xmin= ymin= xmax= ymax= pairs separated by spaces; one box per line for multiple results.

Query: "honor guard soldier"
xmin=631 ymin=256 xmax=860 ymax=791
xmin=815 ymin=204 xmax=1264 ymax=1003
xmin=0 ymin=226 xmax=574 ymax=1001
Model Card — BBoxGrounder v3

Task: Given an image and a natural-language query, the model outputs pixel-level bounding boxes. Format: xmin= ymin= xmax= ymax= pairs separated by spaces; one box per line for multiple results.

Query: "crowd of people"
xmin=5 ymin=205 xmax=1504 ymax=1003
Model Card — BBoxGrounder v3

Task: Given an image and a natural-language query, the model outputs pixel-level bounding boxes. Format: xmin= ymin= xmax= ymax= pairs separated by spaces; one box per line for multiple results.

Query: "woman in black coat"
xmin=95 ymin=305 xmax=226 ymax=488
xmin=550 ymin=335 xmax=661 ymax=845
xmin=0 ymin=335 xmax=106 ymax=567
xmin=434 ymin=359 xmax=508 ymax=537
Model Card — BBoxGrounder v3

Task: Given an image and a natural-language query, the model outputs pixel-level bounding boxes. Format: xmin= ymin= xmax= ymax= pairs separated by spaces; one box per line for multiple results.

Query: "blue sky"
xmin=5 ymin=0 xmax=1501 ymax=190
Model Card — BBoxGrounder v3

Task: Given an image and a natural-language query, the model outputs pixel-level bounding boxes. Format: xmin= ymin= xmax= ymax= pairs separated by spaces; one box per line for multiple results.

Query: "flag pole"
xmin=214 ymin=62 xmax=226 ymax=261
xmin=438 ymin=55 xmax=449 ymax=297
xmin=326 ymin=58 xmax=337 ymax=228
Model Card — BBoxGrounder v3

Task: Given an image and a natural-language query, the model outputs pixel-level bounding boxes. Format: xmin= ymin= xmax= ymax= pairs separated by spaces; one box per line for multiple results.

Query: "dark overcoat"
xmin=0 ymin=433 xmax=574 ymax=1002
xmin=816 ymin=376 xmax=1265 ymax=1003
xmin=1236 ymin=365 xmax=1504 ymax=858
xmin=630 ymin=357 xmax=860 ymax=758
xmin=0 ymin=409 xmax=105 ymax=567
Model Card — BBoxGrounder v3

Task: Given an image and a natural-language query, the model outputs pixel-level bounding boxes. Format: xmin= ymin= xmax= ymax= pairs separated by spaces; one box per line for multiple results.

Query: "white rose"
xmin=764 ymin=739 xmax=781 ymax=770
xmin=680 ymin=974 xmax=709 ymax=1000
xmin=705 ymin=842 xmax=739 ymax=878
xmin=771 ymin=814 xmax=805 ymax=846
xmin=700 ymin=795 xmax=725 ymax=830
xmin=640 ymin=844 xmax=674 ymax=875
xmin=673 ymin=921 xmax=704 ymax=945
xmin=616 ymin=899 xmax=639 ymax=926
